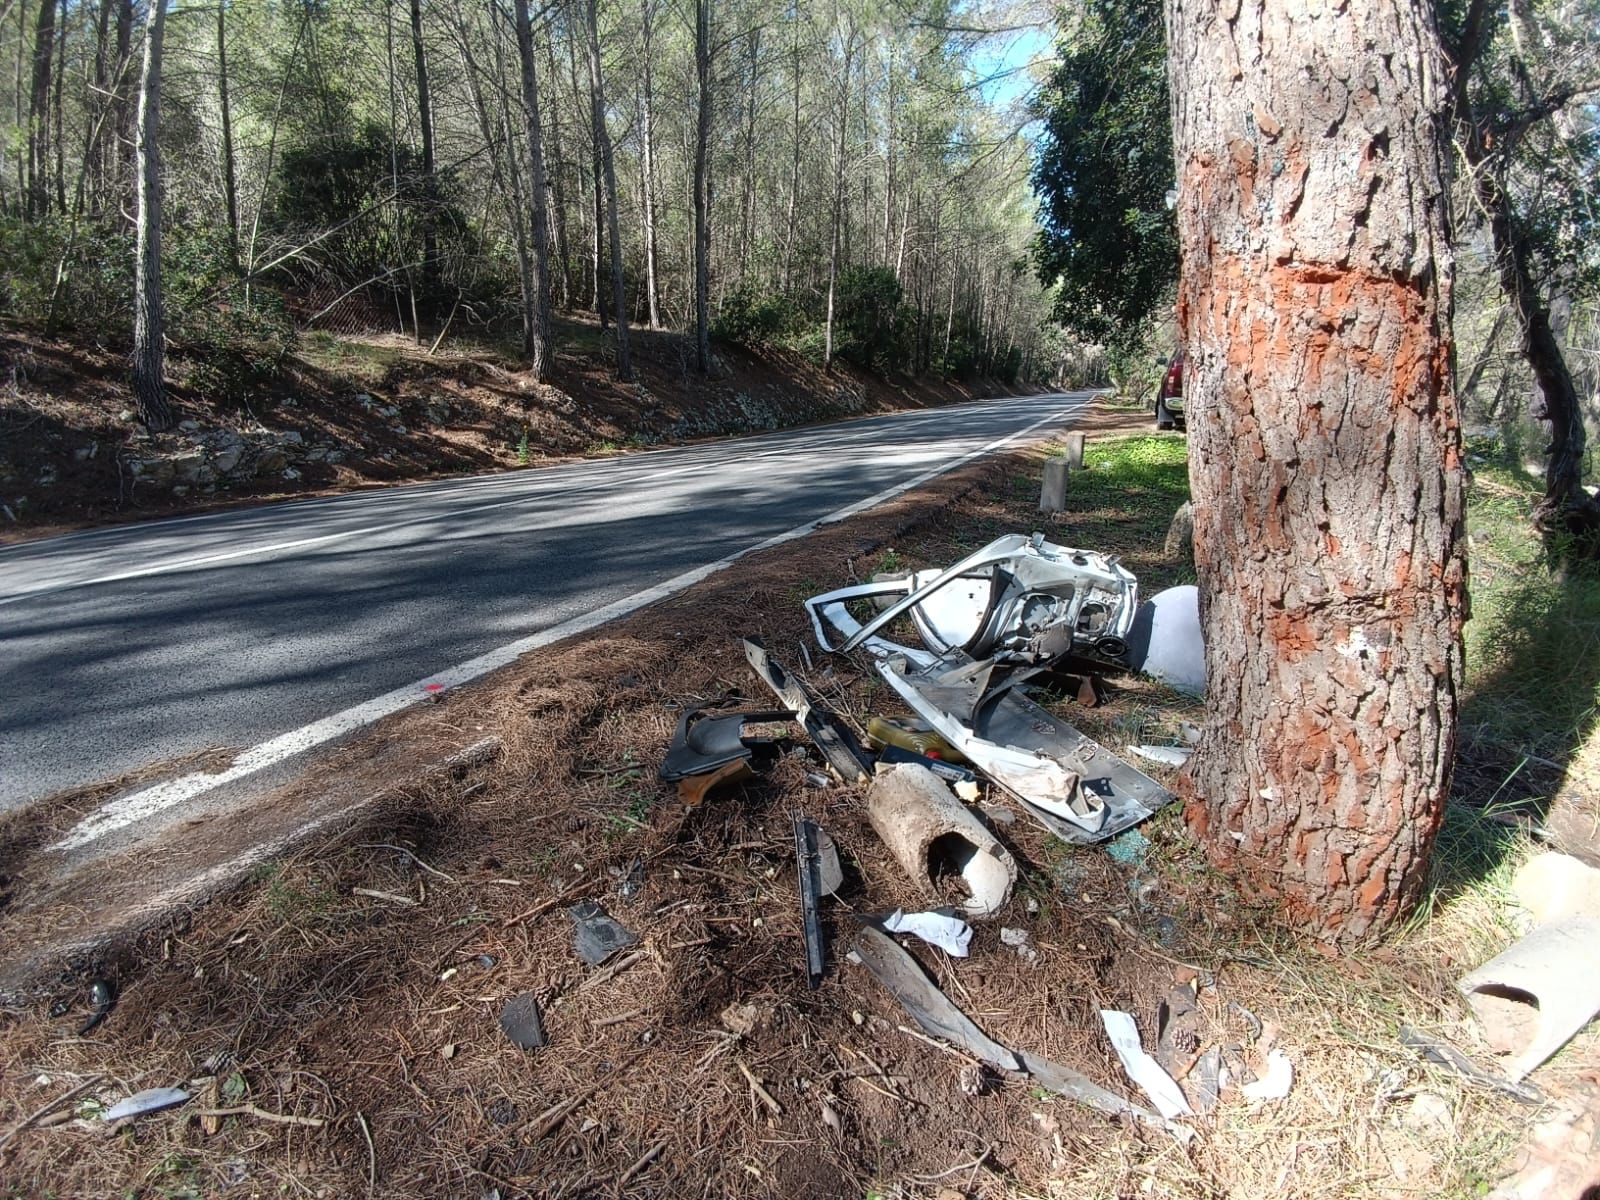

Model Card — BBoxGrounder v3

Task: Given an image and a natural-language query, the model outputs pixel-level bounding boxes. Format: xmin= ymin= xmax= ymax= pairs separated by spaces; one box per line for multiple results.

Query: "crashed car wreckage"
xmin=805 ymin=532 xmax=1185 ymax=843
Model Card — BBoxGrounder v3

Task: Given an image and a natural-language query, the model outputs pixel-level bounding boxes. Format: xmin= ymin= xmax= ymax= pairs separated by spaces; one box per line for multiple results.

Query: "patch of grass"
xmin=295 ymin=330 xmax=402 ymax=389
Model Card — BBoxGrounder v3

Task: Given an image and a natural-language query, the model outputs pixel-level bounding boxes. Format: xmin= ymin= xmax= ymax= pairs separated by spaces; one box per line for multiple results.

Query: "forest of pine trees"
xmin=0 ymin=0 xmax=1061 ymax=430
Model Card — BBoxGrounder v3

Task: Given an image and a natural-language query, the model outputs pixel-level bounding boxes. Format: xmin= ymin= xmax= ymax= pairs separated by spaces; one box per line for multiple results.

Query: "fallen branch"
xmin=619 ymin=1139 xmax=667 ymax=1185
xmin=355 ymin=843 xmax=456 ymax=883
xmin=575 ymin=950 xmax=646 ymax=993
xmin=736 ymin=1059 xmax=783 ymax=1116
xmin=196 ymin=1105 xmax=326 ymax=1128
xmin=353 ymin=887 xmax=417 ymax=907
xmin=0 ymin=1074 xmax=104 ymax=1152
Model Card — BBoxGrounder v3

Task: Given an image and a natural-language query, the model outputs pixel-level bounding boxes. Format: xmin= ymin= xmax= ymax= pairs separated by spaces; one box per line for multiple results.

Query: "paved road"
xmin=0 ymin=392 xmax=1089 ymax=822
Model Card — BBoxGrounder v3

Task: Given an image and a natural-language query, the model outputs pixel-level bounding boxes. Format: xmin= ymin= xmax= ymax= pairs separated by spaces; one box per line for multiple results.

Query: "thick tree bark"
xmin=692 ymin=0 xmax=712 ymax=374
xmin=1167 ymin=0 xmax=1466 ymax=943
xmin=26 ymin=0 xmax=54 ymax=217
xmin=639 ymin=0 xmax=661 ymax=328
xmin=584 ymin=0 xmax=632 ymax=380
xmin=218 ymin=1 xmax=239 ymax=267
xmin=512 ymin=0 xmax=554 ymax=380
xmin=131 ymin=0 xmax=171 ymax=432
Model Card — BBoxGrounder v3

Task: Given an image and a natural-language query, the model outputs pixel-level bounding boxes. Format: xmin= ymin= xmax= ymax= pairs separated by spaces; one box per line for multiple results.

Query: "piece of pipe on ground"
xmin=1458 ymin=916 xmax=1600 ymax=1080
xmin=866 ymin=763 xmax=1016 ymax=917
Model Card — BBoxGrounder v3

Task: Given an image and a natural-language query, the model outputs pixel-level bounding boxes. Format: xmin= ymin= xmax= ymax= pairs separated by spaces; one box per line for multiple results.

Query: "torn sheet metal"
xmin=808 ymin=533 xmax=1139 ymax=668
xmin=851 ymin=926 xmax=1163 ymax=1126
xmin=877 ymin=654 xmax=1172 ymax=843
xmin=1123 ymin=584 xmax=1204 ymax=697
xmin=743 ymin=638 xmax=873 ymax=782
xmin=851 ymin=925 xmax=1021 ymax=1070
xmin=659 ymin=708 xmax=793 ymax=782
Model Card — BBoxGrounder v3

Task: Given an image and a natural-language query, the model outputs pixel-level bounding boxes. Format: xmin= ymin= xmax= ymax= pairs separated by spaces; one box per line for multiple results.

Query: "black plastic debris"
xmin=500 ymin=992 xmax=548 ymax=1051
xmin=568 ymin=900 xmax=639 ymax=966
xmin=659 ymin=707 xmax=795 ymax=805
xmin=79 ymin=978 xmax=116 ymax=1035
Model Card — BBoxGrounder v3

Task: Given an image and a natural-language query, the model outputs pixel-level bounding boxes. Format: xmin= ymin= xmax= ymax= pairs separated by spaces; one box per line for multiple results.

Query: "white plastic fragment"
xmin=1099 ymin=1010 xmax=1193 ymax=1120
xmin=1239 ymin=1049 xmax=1295 ymax=1101
xmin=1000 ymin=927 xmax=1040 ymax=966
xmin=1126 ymin=744 xmax=1194 ymax=768
xmin=882 ymin=909 xmax=973 ymax=957
xmin=103 ymin=1087 xmax=190 ymax=1121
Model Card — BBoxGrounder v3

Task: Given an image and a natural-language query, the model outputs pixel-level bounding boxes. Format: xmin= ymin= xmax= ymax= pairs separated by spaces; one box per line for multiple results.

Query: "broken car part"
xmin=872 ymin=743 xmax=978 ymax=785
xmin=794 ymin=815 xmax=828 ymax=989
xmin=851 ymin=924 xmax=1020 ymax=1070
xmin=805 ymin=542 xmax=1175 ymax=843
xmin=1100 ymin=1010 xmax=1193 ymax=1120
xmin=500 ymin=992 xmax=548 ymax=1050
xmin=743 ymin=638 xmax=872 ymax=782
xmin=880 ymin=908 xmax=973 ymax=957
xmin=866 ymin=763 xmax=1017 ymax=917
xmin=1458 ymin=916 xmax=1600 ymax=1080
xmin=659 ymin=707 xmax=794 ymax=804
xmin=865 ymin=716 xmax=968 ymax=764
xmin=876 ymin=654 xmax=1172 ymax=843
xmin=103 ymin=1087 xmax=190 ymax=1122
xmin=810 ymin=533 xmax=1140 ymax=668
xmin=850 ymin=925 xmax=1162 ymax=1125
xmin=1122 ymin=583 xmax=1204 ymax=697
xmin=568 ymin=901 xmax=639 ymax=967
xmin=1398 ymin=1027 xmax=1544 ymax=1104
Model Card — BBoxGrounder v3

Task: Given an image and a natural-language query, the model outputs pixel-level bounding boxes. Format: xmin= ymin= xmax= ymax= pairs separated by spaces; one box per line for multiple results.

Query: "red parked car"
xmin=1155 ymin=352 xmax=1184 ymax=430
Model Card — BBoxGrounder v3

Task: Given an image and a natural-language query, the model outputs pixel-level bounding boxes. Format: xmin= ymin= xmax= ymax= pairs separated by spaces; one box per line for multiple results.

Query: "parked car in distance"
xmin=1155 ymin=352 xmax=1184 ymax=431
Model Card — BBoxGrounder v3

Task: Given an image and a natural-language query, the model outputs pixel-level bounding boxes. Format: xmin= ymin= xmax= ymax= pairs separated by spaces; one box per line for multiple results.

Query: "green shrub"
xmin=0 ymin=216 xmax=134 ymax=334
xmin=833 ymin=265 xmax=905 ymax=370
xmin=713 ymin=285 xmax=803 ymax=347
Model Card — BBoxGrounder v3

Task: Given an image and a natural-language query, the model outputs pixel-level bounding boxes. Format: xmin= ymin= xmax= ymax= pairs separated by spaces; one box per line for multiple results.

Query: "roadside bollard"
xmin=1039 ymin=458 xmax=1069 ymax=513
xmin=1064 ymin=431 xmax=1086 ymax=470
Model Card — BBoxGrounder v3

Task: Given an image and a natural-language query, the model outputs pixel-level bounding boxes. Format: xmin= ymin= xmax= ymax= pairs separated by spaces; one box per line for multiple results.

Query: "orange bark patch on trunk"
xmin=1267 ymin=608 xmax=1318 ymax=660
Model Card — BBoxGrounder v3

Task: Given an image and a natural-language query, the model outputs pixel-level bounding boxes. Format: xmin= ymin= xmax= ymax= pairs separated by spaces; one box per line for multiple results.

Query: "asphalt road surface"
xmin=0 ymin=392 xmax=1090 ymax=826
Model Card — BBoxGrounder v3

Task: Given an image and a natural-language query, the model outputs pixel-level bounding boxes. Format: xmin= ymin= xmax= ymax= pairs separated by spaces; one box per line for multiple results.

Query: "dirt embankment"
xmin=0 ymin=318 xmax=1033 ymax=542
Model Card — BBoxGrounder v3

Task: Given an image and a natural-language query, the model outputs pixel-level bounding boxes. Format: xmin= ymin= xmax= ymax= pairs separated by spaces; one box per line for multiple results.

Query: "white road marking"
xmin=51 ymin=398 xmax=1085 ymax=851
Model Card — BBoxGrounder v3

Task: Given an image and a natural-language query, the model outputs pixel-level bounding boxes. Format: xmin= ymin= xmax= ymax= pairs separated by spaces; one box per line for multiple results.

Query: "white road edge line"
xmin=51 ymin=398 xmax=1086 ymax=851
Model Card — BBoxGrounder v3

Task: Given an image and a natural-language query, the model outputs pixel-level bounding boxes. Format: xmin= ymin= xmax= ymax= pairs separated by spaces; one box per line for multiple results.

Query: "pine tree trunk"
xmin=408 ymin=0 xmax=438 ymax=304
xmin=512 ymin=0 xmax=554 ymax=380
xmin=113 ymin=0 xmax=131 ymax=213
xmin=1167 ymin=0 xmax=1467 ymax=944
xmin=692 ymin=0 xmax=712 ymax=374
xmin=218 ymin=1 xmax=239 ymax=267
xmin=639 ymin=0 xmax=661 ymax=329
xmin=584 ymin=0 xmax=632 ymax=380
xmin=823 ymin=31 xmax=854 ymax=370
xmin=26 ymin=0 xmax=55 ymax=218
xmin=130 ymin=0 xmax=171 ymax=432
xmin=541 ymin=33 xmax=571 ymax=311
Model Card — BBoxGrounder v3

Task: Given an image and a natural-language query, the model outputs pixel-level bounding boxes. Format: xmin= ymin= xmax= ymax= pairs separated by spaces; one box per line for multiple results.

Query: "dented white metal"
xmin=809 ymin=533 xmax=1140 ymax=668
